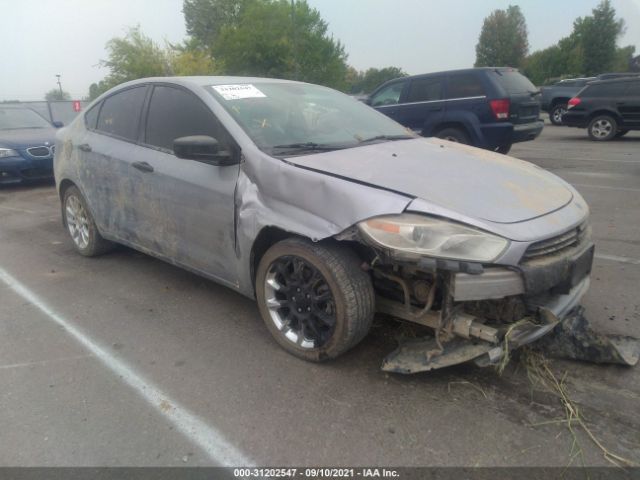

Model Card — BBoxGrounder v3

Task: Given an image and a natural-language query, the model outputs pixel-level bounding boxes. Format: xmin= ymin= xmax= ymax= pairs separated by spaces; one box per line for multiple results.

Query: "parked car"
xmin=0 ymin=106 xmax=61 ymax=185
xmin=364 ymin=67 xmax=544 ymax=155
xmin=562 ymin=76 xmax=640 ymax=141
xmin=55 ymin=77 xmax=593 ymax=372
xmin=540 ymin=77 xmax=595 ymax=125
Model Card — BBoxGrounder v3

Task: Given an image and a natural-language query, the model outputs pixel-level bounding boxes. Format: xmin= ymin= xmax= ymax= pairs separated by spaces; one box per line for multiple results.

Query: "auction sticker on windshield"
xmin=212 ymin=84 xmax=266 ymax=100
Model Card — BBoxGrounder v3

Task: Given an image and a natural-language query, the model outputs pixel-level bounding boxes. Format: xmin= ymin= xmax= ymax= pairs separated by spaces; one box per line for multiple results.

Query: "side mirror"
xmin=173 ymin=135 xmax=237 ymax=166
xmin=363 ymin=97 xmax=372 ymax=105
xmin=52 ymin=121 xmax=64 ymax=128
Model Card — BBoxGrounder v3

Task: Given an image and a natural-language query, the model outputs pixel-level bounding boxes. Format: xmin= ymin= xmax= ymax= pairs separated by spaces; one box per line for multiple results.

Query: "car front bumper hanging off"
xmin=381 ymin=274 xmax=639 ymax=374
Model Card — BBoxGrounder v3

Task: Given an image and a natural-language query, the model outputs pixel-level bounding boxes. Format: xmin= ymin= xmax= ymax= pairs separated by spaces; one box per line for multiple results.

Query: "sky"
xmin=1 ymin=0 xmax=639 ymax=101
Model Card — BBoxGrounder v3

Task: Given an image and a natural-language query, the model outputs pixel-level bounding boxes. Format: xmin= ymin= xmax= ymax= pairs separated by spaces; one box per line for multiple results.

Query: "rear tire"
xmin=62 ymin=186 xmax=115 ymax=257
xmin=255 ymin=238 xmax=374 ymax=362
xmin=588 ymin=115 xmax=617 ymax=141
xmin=549 ymin=103 xmax=567 ymax=126
xmin=435 ymin=127 xmax=470 ymax=145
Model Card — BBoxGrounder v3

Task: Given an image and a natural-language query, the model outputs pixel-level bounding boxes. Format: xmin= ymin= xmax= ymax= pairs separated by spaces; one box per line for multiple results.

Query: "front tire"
xmin=63 ymin=186 xmax=115 ymax=256
xmin=549 ymin=104 xmax=566 ymax=125
xmin=588 ymin=115 xmax=618 ymax=141
xmin=255 ymin=238 xmax=374 ymax=361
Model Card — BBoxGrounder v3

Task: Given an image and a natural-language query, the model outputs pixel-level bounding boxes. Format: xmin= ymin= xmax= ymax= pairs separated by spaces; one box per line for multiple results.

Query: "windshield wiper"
xmin=357 ymin=134 xmax=415 ymax=145
xmin=271 ymin=142 xmax=347 ymax=152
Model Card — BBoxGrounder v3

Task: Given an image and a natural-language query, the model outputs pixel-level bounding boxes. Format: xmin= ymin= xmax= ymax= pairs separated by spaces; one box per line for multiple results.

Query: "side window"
xmin=96 ymin=87 xmax=147 ymax=141
xmin=84 ymin=103 xmax=100 ymax=130
xmin=583 ymin=83 xmax=627 ymax=97
xmin=370 ymin=81 xmax=406 ymax=107
xmin=446 ymin=74 xmax=486 ymax=99
xmin=406 ymin=78 xmax=443 ymax=103
xmin=145 ymin=85 xmax=226 ymax=153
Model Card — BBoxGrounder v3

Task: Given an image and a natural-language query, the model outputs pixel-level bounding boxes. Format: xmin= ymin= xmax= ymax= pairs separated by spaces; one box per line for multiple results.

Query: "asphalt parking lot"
xmin=1 ymin=122 xmax=639 ymax=467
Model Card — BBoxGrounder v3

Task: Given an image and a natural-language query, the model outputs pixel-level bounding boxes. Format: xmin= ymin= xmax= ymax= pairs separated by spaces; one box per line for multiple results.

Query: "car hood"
xmin=285 ymin=138 xmax=573 ymax=224
xmin=0 ymin=128 xmax=57 ymax=149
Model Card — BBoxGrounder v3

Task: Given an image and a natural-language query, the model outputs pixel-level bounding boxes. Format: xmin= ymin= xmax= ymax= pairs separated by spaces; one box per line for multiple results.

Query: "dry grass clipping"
xmin=521 ymin=349 xmax=637 ymax=468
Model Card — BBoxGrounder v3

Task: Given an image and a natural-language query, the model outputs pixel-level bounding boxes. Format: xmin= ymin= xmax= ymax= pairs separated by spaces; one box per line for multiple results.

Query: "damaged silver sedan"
xmin=54 ymin=77 xmax=596 ymax=372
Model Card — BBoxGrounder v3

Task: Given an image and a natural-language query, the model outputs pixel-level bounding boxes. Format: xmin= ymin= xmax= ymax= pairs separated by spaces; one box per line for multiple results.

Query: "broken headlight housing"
xmin=358 ymin=214 xmax=509 ymax=263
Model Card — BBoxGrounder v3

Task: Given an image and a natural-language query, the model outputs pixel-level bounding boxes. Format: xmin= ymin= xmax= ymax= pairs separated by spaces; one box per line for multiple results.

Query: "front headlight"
xmin=0 ymin=148 xmax=19 ymax=159
xmin=358 ymin=214 xmax=509 ymax=263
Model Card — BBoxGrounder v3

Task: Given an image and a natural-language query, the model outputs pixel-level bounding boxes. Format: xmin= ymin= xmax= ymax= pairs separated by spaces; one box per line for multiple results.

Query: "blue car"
xmin=0 ymin=106 xmax=60 ymax=185
xmin=366 ymin=68 xmax=544 ymax=155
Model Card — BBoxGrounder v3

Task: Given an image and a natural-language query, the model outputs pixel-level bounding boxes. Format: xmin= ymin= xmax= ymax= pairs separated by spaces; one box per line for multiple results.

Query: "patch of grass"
xmin=521 ymin=349 xmax=636 ymax=468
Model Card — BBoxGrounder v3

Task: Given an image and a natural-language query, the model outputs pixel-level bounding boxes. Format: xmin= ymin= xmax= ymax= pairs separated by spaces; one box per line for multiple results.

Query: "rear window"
xmin=446 ymin=74 xmax=485 ymax=99
xmin=491 ymin=70 xmax=537 ymax=94
xmin=84 ymin=103 xmax=100 ymax=130
xmin=96 ymin=86 xmax=147 ymax=141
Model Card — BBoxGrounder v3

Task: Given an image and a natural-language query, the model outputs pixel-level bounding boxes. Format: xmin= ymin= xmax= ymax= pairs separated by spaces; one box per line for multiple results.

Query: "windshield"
xmin=0 ymin=108 xmax=51 ymax=130
xmin=207 ymin=82 xmax=414 ymax=155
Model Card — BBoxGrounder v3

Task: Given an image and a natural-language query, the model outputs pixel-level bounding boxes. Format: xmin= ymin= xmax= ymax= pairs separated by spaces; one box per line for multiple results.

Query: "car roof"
xmin=116 ymin=76 xmax=303 ymax=90
xmin=403 ymin=67 xmax=520 ymax=80
xmin=586 ymin=76 xmax=640 ymax=86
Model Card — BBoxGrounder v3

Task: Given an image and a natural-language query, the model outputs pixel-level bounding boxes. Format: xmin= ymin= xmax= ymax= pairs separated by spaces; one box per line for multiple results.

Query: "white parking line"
xmin=0 ymin=354 xmax=94 ymax=370
xmin=0 ymin=205 xmax=36 ymax=214
xmin=0 ymin=266 xmax=253 ymax=467
xmin=595 ymin=253 xmax=640 ymax=266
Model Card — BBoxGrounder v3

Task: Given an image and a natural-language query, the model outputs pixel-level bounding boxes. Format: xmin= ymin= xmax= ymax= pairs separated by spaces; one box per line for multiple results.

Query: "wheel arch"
xmin=58 ymin=178 xmax=76 ymax=200
xmin=431 ymin=121 xmax=473 ymax=140
xmin=58 ymin=179 xmax=78 ymax=227
xmin=249 ymin=225 xmax=372 ymax=295
xmin=589 ymin=109 xmax=623 ymax=124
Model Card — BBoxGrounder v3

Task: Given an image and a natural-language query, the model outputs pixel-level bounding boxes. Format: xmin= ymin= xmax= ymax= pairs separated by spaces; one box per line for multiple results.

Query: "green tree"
xmin=213 ymin=0 xmax=348 ymax=89
xmin=523 ymin=0 xmax=628 ymax=84
xmin=183 ymin=0 xmax=252 ymax=49
xmin=577 ymin=0 xmax=625 ymax=75
xmin=87 ymin=27 xmax=220 ymax=100
xmin=346 ymin=67 xmax=408 ymax=94
xmin=100 ymin=26 xmax=169 ymax=87
xmin=612 ymin=45 xmax=636 ymax=72
xmin=475 ymin=5 xmax=529 ymax=67
xmin=45 ymin=89 xmax=71 ymax=101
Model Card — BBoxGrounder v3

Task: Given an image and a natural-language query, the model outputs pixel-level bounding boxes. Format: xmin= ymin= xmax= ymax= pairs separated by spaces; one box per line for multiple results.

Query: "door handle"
xmin=132 ymin=161 xmax=154 ymax=173
xmin=78 ymin=143 xmax=92 ymax=152
xmin=616 ymin=102 xmax=626 ymax=106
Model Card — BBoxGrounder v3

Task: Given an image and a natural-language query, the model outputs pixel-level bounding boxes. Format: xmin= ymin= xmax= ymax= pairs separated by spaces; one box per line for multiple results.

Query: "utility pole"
xmin=56 ymin=74 xmax=63 ymax=97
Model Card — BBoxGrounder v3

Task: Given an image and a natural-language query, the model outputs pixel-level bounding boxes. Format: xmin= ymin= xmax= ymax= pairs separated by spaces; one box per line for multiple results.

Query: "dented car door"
xmin=129 ymin=84 xmax=241 ymax=284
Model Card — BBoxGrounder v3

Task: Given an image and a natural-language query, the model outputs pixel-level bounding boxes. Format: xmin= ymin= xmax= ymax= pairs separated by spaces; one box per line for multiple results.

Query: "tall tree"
xmin=522 ymin=0 xmax=628 ymax=84
xmin=183 ymin=0 xmax=252 ymax=49
xmin=45 ymin=89 xmax=71 ymax=101
xmin=213 ymin=0 xmax=348 ymax=89
xmin=475 ymin=5 xmax=529 ymax=68
xmin=577 ymin=0 xmax=625 ymax=75
xmin=100 ymin=26 xmax=169 ymax=87
xmin=88 ymin=27 xmax=219 ymax=100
